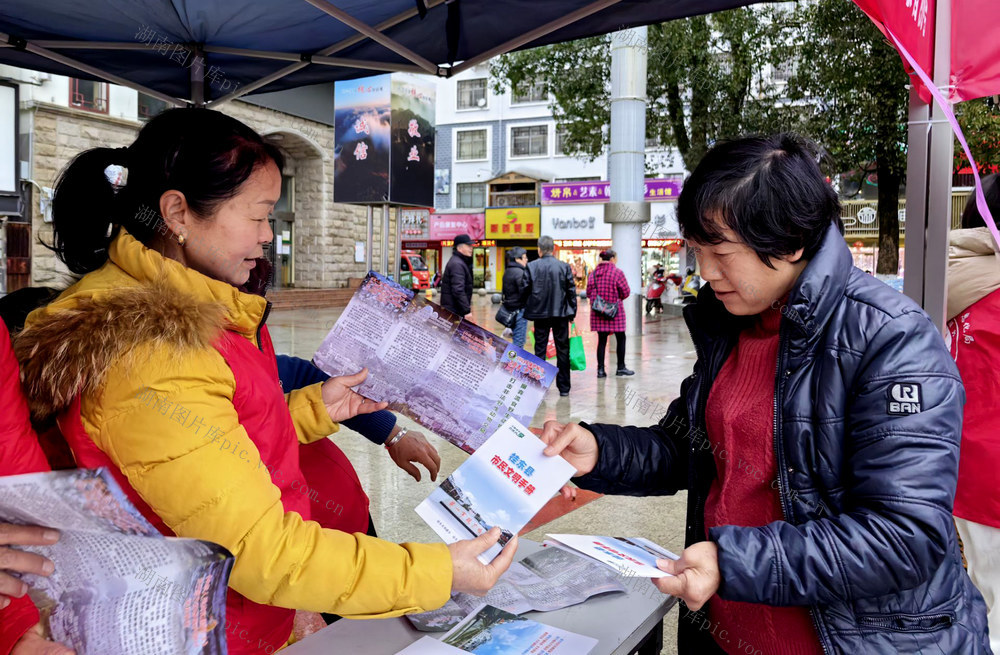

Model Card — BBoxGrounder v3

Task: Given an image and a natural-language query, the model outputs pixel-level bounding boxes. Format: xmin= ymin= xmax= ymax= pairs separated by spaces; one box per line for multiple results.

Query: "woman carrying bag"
xmin=586 ymin=250 xmax=633 ymax=378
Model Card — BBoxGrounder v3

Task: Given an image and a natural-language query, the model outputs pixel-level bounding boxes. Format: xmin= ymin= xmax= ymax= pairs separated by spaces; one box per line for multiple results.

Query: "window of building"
xmin=457 ymin=78 xmax=487 ymax=110
xmin=456 ymin=183 xmax=487 ymax=208
xmin=555 ymin=127 xmax=571 ymax=155
xmin=456 ymin=129 xmax=488 ymax=161
xmin=511 ymin=125 xmax=548 ymax=157
xmin=138 ymin=93 xmax=170 ymax=121
xmin=511 ymin=80 xmax=546 ymax=104
xmin=69 ymin=79 xmax=109 ymax=114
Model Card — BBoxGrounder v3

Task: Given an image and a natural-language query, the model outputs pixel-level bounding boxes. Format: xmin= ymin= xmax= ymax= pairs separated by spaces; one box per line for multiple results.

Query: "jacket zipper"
xmin=255 ymin=300 xmax=272 ymax=352
xmin=772 ymin=324 xmax=833 ymax=655
xmin=684 ymin=314 xmax=715 ymax=545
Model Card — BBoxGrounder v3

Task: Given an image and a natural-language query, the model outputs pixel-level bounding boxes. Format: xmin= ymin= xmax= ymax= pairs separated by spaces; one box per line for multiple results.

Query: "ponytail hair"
xmin=49 ymin=108 xmax=285 ymax=274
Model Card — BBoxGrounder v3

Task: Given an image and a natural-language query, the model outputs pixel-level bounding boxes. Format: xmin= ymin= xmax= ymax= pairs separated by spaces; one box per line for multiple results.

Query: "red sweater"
xmin=703 ymin=306 xmax=823 ymax=655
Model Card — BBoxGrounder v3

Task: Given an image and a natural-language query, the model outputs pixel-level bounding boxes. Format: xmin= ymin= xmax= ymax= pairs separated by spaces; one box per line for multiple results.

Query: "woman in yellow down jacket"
xmin=15 ymin=108 xmax=515 ymax=653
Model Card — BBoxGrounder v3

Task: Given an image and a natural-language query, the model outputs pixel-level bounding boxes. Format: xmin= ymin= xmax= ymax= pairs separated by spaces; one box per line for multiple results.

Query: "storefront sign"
xmin=542 ymin=204 xmax=611 ymax=240
xmin=429 ymin=213 xmax=485 ymax=240
xmin=540 ymin=178 xmax=683 ymax=205
xmin=399 ymin=208 xmax=430 ymax=238
xmin=485 ymin=207 xmax=541 ymax=239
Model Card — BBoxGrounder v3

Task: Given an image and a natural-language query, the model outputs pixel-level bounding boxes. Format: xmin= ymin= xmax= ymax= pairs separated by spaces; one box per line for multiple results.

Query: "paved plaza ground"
xmin=268 ymin=293 xmax=695 ymax=655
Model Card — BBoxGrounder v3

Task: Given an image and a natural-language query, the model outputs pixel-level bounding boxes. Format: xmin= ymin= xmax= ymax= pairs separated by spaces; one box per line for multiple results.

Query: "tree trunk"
xmin=875 ymin=161 xmax=901 ymax=275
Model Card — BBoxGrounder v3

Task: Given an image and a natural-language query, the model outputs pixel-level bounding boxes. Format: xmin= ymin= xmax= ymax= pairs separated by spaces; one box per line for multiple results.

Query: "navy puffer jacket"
xmin=576 ymin=223 xmax=991 ymax=654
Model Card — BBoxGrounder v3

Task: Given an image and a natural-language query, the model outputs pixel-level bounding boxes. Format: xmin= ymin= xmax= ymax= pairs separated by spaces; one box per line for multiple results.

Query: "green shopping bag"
xmin=569 ymin=323 xmax=586 ymax=371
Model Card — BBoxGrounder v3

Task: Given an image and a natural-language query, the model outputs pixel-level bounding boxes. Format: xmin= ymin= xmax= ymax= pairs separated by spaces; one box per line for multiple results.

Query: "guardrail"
xmin=840 ymin=191 xmax=971 ymax=239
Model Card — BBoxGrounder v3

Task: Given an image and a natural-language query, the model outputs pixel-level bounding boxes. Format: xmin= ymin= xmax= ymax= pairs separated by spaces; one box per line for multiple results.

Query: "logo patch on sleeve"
xmin=888 ymin=383 xmax=922 ymax=415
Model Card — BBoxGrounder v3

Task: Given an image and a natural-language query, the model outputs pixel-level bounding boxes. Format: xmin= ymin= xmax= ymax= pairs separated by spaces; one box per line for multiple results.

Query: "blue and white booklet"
xmin=441 ymin=604 xmax=597 ymax=655
xmin=415 ymin=418 xmax=576 ymax=563
xmin=546 ymin=534 xmax=679 ymax=578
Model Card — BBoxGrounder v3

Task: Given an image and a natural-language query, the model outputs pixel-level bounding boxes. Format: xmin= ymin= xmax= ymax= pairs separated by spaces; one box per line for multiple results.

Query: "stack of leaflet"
xmin=396 ymin=605 xmax=597 ymax=655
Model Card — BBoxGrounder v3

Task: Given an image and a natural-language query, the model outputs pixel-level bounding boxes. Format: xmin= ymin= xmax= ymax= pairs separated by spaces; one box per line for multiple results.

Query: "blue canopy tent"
xmin=1 ymin=0 xmax=985 ymax=327
xmin=0 ymin=0 xmax=764 ymax=106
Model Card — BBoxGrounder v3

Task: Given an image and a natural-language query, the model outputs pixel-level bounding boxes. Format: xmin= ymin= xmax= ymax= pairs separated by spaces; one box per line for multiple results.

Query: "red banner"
xmin=853 ymin=0 xmax=1000 ymax=102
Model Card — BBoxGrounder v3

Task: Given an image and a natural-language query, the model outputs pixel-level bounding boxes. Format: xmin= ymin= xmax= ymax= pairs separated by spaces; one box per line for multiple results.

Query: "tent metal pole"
xmin=903 ymin=89 xmax=929 ymax=309
xmin=301 ymin=0 xmax=439 ymax=74
xmin=208 ymin=0 xmax=447 ymax=107
xmin=191 ymin=46 xmax=206 ymax=107
xmin=394 ymin=207 xmax=402 ymax=282
xmin=0 ymin=32 xmax=185 ymax=107
xmin=922 ymin=0 xmax=953 ymax=331
xmin=203 ymin=45 xmax=426 ymax=73
xmin=449 ymin=0 xmax=624 ymax=76
xmin=381 ymin=204 xmax=390 ymax=276
xmin=366 ymin=205 xmax=374 ymax=273
xmin=32 ymin=41 xmax=156 ymax=50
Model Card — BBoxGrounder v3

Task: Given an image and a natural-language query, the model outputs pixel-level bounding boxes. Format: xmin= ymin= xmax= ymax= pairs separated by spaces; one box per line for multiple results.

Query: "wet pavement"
xmin=268 ymin=292 xmax=694 ymax=655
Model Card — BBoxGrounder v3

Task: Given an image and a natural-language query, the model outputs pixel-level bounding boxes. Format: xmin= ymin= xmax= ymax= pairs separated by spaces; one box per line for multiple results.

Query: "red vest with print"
xmin=949 ymin=288 xmax=1000 ymax=529
xmin=59 ymin=325 xmax=369 ymax=655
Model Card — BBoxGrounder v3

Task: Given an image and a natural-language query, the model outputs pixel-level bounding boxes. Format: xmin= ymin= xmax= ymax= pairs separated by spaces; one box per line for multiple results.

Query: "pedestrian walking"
xmin=586 ymin=250 xmax=633 ymax=378
xmin=501 ymin=247 xmax=531 ymax=349
xmin=524 ymin=236 xmax=577 ymax=396
xmin=947 ymin=173 xmax=1000 ymax=654
xmin=541 ymin=134 xmax=989 ymax=654
xmin=439 ymin=233 xmax=476 ymax=318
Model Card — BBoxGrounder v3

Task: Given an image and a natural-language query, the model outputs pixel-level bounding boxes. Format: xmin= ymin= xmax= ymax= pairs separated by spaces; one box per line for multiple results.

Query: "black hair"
xmin=677 ymin=133 xmax=842 ymax=268
xmin=599 ymin=249 xmax=616 ymax=261
xmin=961 ymin=173 xmax=1000 ymax=230
xmin=506 ymin=246 xmax=527 ymax=264
xmin=49 ymin=107 xmax=285 ymax=274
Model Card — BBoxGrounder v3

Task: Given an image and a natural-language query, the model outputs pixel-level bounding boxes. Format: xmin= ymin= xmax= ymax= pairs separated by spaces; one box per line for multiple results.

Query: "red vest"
xmin=60 ymin=325 xmax=370 ymax=654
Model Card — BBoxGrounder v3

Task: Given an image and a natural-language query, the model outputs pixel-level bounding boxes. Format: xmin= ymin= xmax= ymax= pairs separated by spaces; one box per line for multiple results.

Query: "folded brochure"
xmin=416 ymin=418 xmax=576 ymax=563
xmin=0 ymin=469 xmax=232 ymax=655
xmin=313 ymin=271 xmax=557 ymax=453
xmin=546 ymin=534 xmax=679 ymax=578
xmin=406 ymin=543 xmax=627 ymax=632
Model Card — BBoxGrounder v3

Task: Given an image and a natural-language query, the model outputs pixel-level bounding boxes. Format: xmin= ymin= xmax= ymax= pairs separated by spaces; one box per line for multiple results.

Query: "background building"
xmin=0 ymin=65 xmax=402 ymax=295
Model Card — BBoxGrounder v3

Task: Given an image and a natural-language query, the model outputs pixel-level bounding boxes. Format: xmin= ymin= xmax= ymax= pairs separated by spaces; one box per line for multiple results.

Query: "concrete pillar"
xmin=606 ymin=27 xmax=649 ymax=337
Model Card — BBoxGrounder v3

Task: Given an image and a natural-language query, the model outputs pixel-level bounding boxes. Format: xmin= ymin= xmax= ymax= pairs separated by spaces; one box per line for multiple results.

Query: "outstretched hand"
xmin=320 ymin=369 xmax=388 ymax=423
xmin=387 ymin=430 xmax=441 ymax=482
xmin=0 ymin=524 xmax=59 ymax=608
xmin=651 ymin=541 xmax=720 ymax=611
xmin=448 ymin=527 xmax=518 ymax=597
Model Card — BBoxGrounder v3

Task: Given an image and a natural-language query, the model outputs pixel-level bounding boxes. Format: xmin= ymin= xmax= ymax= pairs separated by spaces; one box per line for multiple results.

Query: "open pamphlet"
xmin=0 ymin=469 xmax=233 ymax=655
xmin=313 ymin=271 xmax=557 ymax=453
xmin=415 ymin=419 xmax=576 ymax=563
xmin=406 ymin=542 xmax=627 ymax=632
xmin=441 ymin=604 xmax=597 ymax=654
xmin=547 ymin=534 xmax=680 ymax=578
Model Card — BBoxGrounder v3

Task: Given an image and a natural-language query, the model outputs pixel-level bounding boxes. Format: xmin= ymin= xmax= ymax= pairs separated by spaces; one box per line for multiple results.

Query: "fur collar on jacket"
xmin=14 ymin=279 xmax=227 ymax=420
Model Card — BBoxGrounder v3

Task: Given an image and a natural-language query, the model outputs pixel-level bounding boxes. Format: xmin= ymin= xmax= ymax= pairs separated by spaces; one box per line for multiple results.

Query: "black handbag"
xmin=591 ymin=294 xmax=618 ymax=319
xmin=495 ymin=305 xmax=518 ymax=327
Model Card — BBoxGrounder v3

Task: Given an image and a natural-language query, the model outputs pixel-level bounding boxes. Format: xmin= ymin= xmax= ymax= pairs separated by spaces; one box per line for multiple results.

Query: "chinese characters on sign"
xmin=540 ymin=178 xmax=683 ymax=205
xmin=485 ymin=207 xmax=541 ymax=240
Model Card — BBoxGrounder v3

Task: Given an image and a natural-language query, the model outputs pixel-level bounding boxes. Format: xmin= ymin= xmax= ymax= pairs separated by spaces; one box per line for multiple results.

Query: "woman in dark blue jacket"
xmin=542 ymin=134 xmax=990 ymax=654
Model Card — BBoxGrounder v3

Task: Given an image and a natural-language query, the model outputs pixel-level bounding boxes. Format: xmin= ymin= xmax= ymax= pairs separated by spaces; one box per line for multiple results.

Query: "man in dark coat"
xmin=541 ymin=135 xmax=990 ymax=654
xmin=439 ymin=233 xmax=475 ymax=317
xmin=500 ymin=247 xmax=530 ymax=349
xmin=524 ymin=236 xmax=577 ymax=396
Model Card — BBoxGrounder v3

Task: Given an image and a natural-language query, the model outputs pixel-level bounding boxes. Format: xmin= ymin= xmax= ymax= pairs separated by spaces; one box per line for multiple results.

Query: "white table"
xmin=282 ymin=540 xmax=676 ymax=655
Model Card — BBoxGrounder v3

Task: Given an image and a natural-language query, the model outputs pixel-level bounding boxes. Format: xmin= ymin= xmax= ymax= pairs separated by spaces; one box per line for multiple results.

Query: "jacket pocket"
xmin=856 ymin=612 xmax=955 ymax=634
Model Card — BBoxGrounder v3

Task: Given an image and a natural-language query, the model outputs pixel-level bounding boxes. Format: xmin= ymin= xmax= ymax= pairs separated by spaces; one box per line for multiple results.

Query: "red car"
xmin=400 ymin=250 xmax=431 ymax=289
